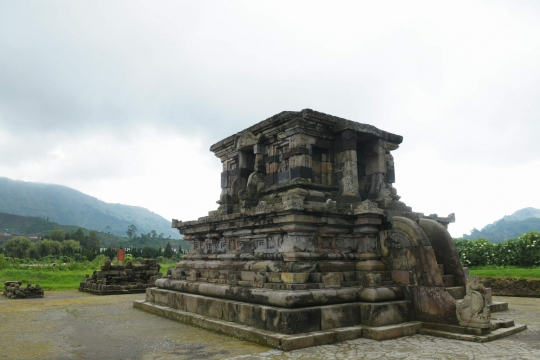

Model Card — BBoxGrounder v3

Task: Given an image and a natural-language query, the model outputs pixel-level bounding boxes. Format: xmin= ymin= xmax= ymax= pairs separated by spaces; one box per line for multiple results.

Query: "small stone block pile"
xmin=3 ymin=281 xmax=44 ymax=299
xmin=79 ymin=259 xmax=162 ymax=295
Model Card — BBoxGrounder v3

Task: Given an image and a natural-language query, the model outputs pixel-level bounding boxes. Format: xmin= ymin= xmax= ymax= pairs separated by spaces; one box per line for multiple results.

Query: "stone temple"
xmin=134 ymin=109 xmax=525 ymax=350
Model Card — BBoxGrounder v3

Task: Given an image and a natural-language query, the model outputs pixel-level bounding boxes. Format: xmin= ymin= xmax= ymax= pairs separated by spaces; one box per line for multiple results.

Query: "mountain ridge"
xmin=0 ymin=177 xmax=179 ymax=238
xmin=463 ymin=207 xmax=540 ymax=242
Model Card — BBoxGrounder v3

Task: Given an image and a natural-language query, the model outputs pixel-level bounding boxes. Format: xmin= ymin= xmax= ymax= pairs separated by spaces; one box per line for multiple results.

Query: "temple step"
xmin=438 ymin=264 xmax=445 ymax=275
xmin=446 ymin=286 xmax=465 ymax=300
xmin=442 ymin=275 xmax=455 ymax=287
xmin=491 ymin=318 xmax=515 ymax=331
xmin=144 ymin=287 xmax=412 ymax=334
xmin=135 ymin=298 xmax=424 ymax=351
xmin=490 ymin=301 xmax=509 ymax=313
xmin=418 ymin=323 xmax=527 ymax=343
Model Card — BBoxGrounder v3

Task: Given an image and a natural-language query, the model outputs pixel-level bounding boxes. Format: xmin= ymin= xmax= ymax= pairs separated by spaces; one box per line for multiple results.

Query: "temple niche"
xmin=135 ymin=109 xmax=525 ymax=351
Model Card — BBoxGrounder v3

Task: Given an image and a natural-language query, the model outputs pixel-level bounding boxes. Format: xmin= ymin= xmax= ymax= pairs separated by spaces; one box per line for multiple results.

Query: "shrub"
xmin=455 ymin=231 xmax=540 ymax=267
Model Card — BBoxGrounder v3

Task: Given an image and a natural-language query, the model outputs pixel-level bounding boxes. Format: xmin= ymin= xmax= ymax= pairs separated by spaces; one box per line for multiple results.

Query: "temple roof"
xmin=210 ymin=108 xmax=403 ymax=153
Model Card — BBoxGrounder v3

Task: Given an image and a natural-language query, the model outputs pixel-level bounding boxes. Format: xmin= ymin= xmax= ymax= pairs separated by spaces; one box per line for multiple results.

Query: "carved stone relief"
xmin=322 ymin=273 xmax=342 ymax=288
xmin=456 ymin=275 xmax=491 ymax=328
xmin=253 ymin=274 xmax=266 ymax=288
xmin=189 ymin=270 xmax=199 ymax=281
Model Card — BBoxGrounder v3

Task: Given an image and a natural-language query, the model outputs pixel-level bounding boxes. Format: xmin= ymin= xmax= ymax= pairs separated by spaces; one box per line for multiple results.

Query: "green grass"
xmin=1 ymin=262 xmax=179 ymax=291
xmin=0 ymin=268 xmax=92 ymax=290
xmin=469 ymin=265 xmax=540 ymax=279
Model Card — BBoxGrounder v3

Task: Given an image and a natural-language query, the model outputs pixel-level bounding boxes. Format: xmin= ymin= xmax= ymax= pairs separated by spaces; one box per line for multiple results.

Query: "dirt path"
xmin=0 ymin=292 xmax=539 ymax=359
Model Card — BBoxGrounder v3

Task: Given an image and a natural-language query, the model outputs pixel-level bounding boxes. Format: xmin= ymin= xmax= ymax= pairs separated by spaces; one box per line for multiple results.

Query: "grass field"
xmin=469 ymin=266 xmax=540 ymax=279
xmin=0 ymin=263 xmax=177 ymax=291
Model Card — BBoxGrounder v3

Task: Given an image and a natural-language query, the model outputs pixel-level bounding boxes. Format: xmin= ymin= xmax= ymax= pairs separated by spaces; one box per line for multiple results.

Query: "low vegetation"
xmin=468 ymin=266 xmax=540 ymax=279
xmin=454 ymin=232 xmax=540 ymax=268
xmin=0 ymin=254 xmax=178 ymax=291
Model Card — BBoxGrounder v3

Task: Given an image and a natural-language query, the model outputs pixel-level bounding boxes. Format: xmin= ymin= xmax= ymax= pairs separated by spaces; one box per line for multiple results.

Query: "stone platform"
xmin=134 ymin=289 xmax=525 ymax=350
xmin=139 ymin=109 xmax=526 ymax=350
xmin=82 ymin=288 xmax=147 ymax=296
xmin=133 ymin=296 xmax=422 ymax=351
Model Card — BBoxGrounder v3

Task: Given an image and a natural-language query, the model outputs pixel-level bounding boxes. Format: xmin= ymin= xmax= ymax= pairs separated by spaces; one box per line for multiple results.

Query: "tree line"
xmin=100 ymin=241 xmax=182 ymax=261
xmin=0 ymin=228 xmax=99 ymax=261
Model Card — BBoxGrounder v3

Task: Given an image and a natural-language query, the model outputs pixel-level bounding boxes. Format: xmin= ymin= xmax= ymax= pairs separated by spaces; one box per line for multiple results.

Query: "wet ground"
xmin=0 ymin=291 xmax=539 ymax=359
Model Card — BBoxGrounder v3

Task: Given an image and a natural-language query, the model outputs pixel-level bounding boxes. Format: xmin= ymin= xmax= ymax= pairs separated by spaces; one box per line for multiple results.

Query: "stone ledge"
xmin=490 ymin=301 xmax=509 ymax=312
xmin=80 ymin=288 xmax=147 ymax=296
xmin=133 ymin=300 xmax=421 ymax=351
xmin=146 ymin=287 xmax=412 ymax=333
xmin=363 ymin=321 xmax=423 ymax=341
xmin=417 ymin=324 xmax=527 ymax=343
xmin=155 ymin=278 xmax=403 ymax=308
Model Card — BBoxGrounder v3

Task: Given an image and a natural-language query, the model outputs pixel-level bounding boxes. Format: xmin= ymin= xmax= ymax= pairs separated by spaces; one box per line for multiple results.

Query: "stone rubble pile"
xmin=3 ymin=281 xmax=44 ymax=299
xmin=79 ymin=259 xmax=162 ymax=294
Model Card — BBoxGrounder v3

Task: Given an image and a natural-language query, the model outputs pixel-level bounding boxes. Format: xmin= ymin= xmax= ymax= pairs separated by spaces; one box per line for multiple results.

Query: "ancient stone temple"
xmin=134 ymin=109 xmax=525 ymax=350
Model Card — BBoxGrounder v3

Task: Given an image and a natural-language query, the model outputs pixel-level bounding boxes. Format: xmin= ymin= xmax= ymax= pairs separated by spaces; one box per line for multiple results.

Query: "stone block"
xmin=342 ymin=271 xmax=357 ymax=281
xmin=235 ymin=302 xmax=267 ymax=329
xmin=281 ymin=273 xmax=309 ymax=284
xmin=442 ymin=275 xmax=455 ymax=287
xmin=309 ymin=272 xmax=322 ymax=283
xmin=253 ymin=274 xmax=266 ymax=288
xmin=336 ymin=150 xmax=357 ymax=163
xmin=360 ymin=301 xmax=412 ymax=327
xmin=363 ymin=274 xmax=382 ymax=287
xmin=410 ymin=286 xmax=458 ymax=324
xmin=167 ymin=291 xmax=185 ymax=310
xmin=196 ymin=295 xmax=224 ymax=319
xmin=283 ymin=284 xmax=308 ymax=290
xmin=320 ymin=303 xmax=361 ymax=330
xmin=189 ymin=270 xmax=199 ymax=281
xmin=278 ymin=171 xmax=290 ymax=183
xmin=322 ymin=273 xmax=342 ymax=288
xmin=356 ymin=260 xmax=386 ymax=271
xmin=391 ymin=270 xmax=413 ymax=285
xmin=358 ymin=287 xmax=403 ymax=302
xmin=318 ymin=261 xmax=356 ymax=272
xmin=264 ymin=283 xmax=281 ymax=290
xmin=266 ymin=272 xmax=282 ymax=283
xmin=446 ymin=286 xmax=465 ymax=300
xmin=241 ymin=271 xmax=255 ymax=281
xmin=265 ymin=308 xmax=321 ymax=334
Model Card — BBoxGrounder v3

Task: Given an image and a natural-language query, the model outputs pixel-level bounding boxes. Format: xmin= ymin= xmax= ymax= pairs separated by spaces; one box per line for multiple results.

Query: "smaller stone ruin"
xmin=4 ymin=281 xmax=44 ymax=299
xmin=79 ymin=259 xmax=162 ymax=295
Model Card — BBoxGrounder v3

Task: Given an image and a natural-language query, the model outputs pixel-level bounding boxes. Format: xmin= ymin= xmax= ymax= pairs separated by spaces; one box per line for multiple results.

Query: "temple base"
xmin=133 ymin=297 xmax=422 ymax=351
xmin=134 ymin=287 xmax=526 ymax=350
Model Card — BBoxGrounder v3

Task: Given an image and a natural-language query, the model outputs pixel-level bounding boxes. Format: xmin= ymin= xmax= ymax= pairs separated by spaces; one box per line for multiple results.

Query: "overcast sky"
xmin=1 ymin=1 xmax=539 ymax=238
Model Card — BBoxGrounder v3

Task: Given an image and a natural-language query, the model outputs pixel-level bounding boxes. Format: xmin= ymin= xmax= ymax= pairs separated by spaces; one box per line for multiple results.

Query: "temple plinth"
xmin=134 ymin=109 xmax=525 ymax=350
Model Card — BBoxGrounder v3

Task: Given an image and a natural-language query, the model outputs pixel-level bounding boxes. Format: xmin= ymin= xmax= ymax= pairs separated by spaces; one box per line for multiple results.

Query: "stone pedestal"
xmin=135 ymin=109 xmax=525 ymax=349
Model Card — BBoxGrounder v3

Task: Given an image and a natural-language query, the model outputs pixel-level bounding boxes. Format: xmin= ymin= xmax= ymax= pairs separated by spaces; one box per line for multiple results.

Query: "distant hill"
xmin=0 ymin=177 xmax=180 ymax=239
xmin=463 ymin=207 xmax=540 ymax=243
xmin=0 ymin=212 xmax=188 ymax=249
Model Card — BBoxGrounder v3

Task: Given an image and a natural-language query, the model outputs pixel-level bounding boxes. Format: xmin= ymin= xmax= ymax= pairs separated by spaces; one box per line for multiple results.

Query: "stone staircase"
xmin=419 ymin=318 xmax=526 ymax=342
xmin=408 ymin=263 xmax=526 ymax=342
xmin=437 ymin=263 xmax=509 ymax=313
